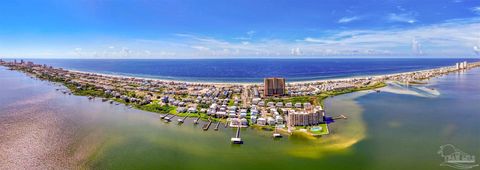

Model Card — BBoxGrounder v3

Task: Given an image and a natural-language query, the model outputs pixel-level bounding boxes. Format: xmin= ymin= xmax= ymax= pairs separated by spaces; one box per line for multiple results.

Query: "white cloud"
xmin=472 ymin=7 xmax=480 ymax=15
xmin=338 ymin=16 xmax=360 ymax=23
xmin=191 ymin=46 xmax=210 ymax=51
xmin=5 ymin=18 xmax=479 ymax=58
xmin=387 ymin=13 xmax=417 ymax=24
xmin=74 ymin=48 xmax=82 ymax=56
xmin=301 ymin=18 xmax=480 ymax=56
xmin=411 ymin=37 xmax=423 ymax=55
xmin=474 ymin=46 xmax=480 ymax=55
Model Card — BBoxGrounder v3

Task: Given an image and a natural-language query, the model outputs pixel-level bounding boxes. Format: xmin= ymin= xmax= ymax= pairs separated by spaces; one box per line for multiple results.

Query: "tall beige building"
xmin=287 ymin=106 xmax=325 ymax=126
xmin=264 ymin=77 xmax=285 ymax=97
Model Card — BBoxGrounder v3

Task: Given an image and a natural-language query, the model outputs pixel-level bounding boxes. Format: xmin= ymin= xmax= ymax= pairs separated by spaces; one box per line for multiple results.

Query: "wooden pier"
xmin=193 ymin=117 xmax=200 ymax=124
xmin=164 ymin=115 xmax=176 ymax=122
xmin=224 ymin=120 xmax=229 ymax=128
xmin=231 ymin=126 xmax=243 ymax=144
xmin=203 ymin=118 xmax=212 ymax=131
xmin=333 ymin=115 xmax=347 ymax=120
xmin=273 ymin=126 xmax=282 ymax=138
xmin=214 ymin=121 xmax=221 ymax=131
xmin=160 ymin=113 xmax=170 ymax=119
xmin=178 ymin=114 xmax=189 ymax=124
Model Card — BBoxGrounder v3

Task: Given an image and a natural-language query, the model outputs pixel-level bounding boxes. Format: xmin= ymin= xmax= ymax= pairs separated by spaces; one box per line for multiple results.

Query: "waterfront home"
xmin=258 ymin=101 xmax=265 ymax=106
xmin=295 ymin=103 xmax=302 ymax=108
xmin=240 ymin=118 xmax=248 ymax=126
xmin=229 ymin=118 xmax=248 ymax=127
xmin=187 ymin=107 xmax=197 ymax=113
xmin=229 ymin=118 xmax=240 ymax=126
xmin=176 ymin=107 xmax=187 ymax=113
xmin=257 ymin=118 xmax=267 ymax=125
xmin=251 ymin=116 xmax=257 ymax=123
xmin=207 ymin=108 xmax=216 ymax=115
xmin=285 ymin=102 xmax=292 ymax=108
xmin=267 ymin=117 xmax=276 ymax=125
xmin=216 ymin=111 xmax=226 ymax=118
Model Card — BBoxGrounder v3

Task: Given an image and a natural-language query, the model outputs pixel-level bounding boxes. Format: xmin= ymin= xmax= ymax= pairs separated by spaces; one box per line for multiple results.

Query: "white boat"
xmin=273 ymin=133 xmax=282 ymax=138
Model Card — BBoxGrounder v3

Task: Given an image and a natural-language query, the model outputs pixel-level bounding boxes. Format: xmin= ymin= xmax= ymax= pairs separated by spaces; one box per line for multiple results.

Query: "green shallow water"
xmin=1 ymin=67 xmax=479 ymax=170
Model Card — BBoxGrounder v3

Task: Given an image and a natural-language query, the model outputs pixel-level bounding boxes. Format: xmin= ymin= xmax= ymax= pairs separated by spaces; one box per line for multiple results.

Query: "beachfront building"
xmin=287 ymin=106 xmax=325 ymax=126
xmin=264 ymin=77 xmax=286 ymax=97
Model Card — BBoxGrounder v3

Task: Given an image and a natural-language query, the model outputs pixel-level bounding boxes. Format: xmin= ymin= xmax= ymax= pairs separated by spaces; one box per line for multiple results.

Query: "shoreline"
xmin=65 ymin=62 xmax=476 ymax=86
xmin=3 ymin=58 xmax=478 ymax=85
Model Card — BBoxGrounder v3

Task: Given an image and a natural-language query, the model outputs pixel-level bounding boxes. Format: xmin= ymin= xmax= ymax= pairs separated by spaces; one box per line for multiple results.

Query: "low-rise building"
xmin=257 ymin=118 xmax=267 ymax=125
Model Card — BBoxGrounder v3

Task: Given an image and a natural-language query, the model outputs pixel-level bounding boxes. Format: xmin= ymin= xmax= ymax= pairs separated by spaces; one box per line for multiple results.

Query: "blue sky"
xmin=0 ymin=0 xmax=479 ymax=58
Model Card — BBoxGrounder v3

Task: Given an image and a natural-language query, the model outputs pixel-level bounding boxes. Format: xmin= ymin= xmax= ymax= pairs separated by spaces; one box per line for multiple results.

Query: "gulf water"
xmin=24 ymin=58 xmax=480 ymax=82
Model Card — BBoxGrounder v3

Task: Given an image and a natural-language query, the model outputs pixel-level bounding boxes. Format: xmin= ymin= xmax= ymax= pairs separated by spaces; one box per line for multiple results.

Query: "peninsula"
xmin=1 ymin=59 xmax=479 ymax=140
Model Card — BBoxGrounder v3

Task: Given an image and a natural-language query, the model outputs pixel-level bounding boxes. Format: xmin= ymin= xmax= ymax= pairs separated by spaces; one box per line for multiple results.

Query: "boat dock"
xmin=273 ymin=126 xmax=282 ymax=138
xmin=160 ymin=113 xmax=170 ymax=119
xmin=164 ymin=115 xmax=176 ymax=122
xmin=231 ymin=126 xmax=243 ymax=144
xmin=333 ymin=115 xmax=347 ymax=120
xmin=203 ymin=118 xmax=212 ymax=131
xmin=224 ymin=120 xmax=229 ymax=128
xmin=214 ymin=121 xmax=221 ymax=131
xmin=193 ymin=117 xmax=201 ymax=124
xmin=178 ymin=114 xmax=189 ymax=124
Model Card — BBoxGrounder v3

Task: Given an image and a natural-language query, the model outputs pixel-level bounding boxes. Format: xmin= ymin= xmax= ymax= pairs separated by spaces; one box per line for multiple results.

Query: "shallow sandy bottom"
xmin=0 ymin=100 xmax=75 ymax=169
xmin=0 ymin=69 xmax=94 ymax=169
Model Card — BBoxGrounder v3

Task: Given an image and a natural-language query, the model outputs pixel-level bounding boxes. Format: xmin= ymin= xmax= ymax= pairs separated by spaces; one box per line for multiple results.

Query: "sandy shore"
xmin=67 ymin=64 xmax=460 ymax=86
